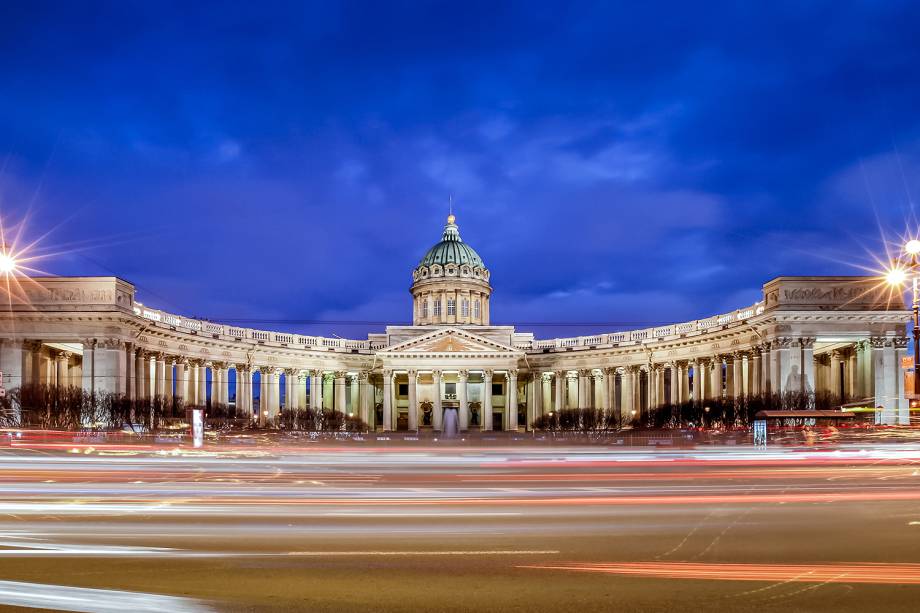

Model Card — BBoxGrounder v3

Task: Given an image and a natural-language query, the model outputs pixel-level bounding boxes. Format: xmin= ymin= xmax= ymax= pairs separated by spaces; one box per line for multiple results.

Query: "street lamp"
xmin=886 ymin=239 xmax=920 ymax=401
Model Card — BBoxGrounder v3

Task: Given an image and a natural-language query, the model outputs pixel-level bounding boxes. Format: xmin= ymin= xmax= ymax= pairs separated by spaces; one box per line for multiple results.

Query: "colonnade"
xmin=0 ymin=333 xmax=910 ymax=428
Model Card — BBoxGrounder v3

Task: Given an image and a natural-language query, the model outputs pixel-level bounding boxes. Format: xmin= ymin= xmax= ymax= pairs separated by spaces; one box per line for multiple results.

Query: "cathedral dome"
xmin=411 ymin=214 xmax=492 ymax=326
xmin=418 ymin=215 xmax=485 ymax=269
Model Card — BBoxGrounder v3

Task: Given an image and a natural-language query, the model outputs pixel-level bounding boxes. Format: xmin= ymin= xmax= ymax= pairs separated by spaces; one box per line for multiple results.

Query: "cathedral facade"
xmin=0 ymin=215 xmax=912 ymax=429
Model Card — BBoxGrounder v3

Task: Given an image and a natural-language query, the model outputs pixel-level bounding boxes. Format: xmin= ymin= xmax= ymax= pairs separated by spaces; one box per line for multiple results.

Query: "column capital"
xmin=869 ymin=336 xmax=889 ymax=349
xmin=357 ymin=371 xmax=369 ymax=382
xmin=431 ymin=369 xmax=442 ymax=378
xmin=799 ymin=336 xmax=816 ymax=349
xmin=507 ymin=368 xmax=518 ymax=380
xmin=893 ymin=336 xmax=909 ymax=349
xmin=458 ymin=369 xmax=469 ymax=380
xmin=482 ymin=369 xmax=493 ymax=379
xmin=577 ymin=368 xmax=591 ymax=377
xmin=333 ymin=370 xmax=347 ymax=379
xmin=382 ymin=368 xmax=394 ymax=379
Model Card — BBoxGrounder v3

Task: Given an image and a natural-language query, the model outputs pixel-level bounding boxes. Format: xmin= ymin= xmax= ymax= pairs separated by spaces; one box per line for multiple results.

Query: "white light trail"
xmin=0 ymin=580 xmax=213 ymax=612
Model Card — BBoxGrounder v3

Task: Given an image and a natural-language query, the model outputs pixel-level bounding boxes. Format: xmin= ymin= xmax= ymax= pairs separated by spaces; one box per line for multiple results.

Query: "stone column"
xmin=271 ymin=369 xmax=282 ymax=421
xmin=595 ymin=369 xmax=604 ymax=409
xmin=0 ymin=340 xmax=27 ymax=393
xmin=243 ymin=368 xmax=253 ymax=418
xmin=577 ymin=369 xmax=589 ymax=408
xmin=846 ymin=349 xmax=858 ymax=400
xmin=773 ymin=338 xmax=793 ymax=395
xmin=407 ymin=370 xmax=418 ymax=430
xmin=382 ymin=370 xmax=393 ymax=431
xmin=800 ymin=337 xmax=816 ymax=398
xmin=621 ymin=367 xmax=633 ymax=420
xmin=55 ymin=351 xmax=69 ymax=387
xmin=432 ymin=370 xmax=443 ymax=431
xmin=872 ymin=337 xmax=897 ymax=424
xmin=507 ymin=369 xmax=518 ymax=431
xmin=709 ymin=358 xmax=722 ymax=401
xmin=668 ymin=364 xmax=679 ymax=405
xmin=334 ymin=371 xmax=347 ymax=415
xmin=750 ymin=349 xmax=762 ymax=397
xmin=761 ymin=342 xmax=773 ymax=396
xmin=830 ymin=350 xmax=843 ymax=400
xmin=80 ymin=341 xmax=95 ymax=396
xmin=458 ymin=370 xmax=469 ymax=431
xmin=297 ymin=372 xmax=308 ymax=410
xmin=234 ymin=367 xmax=244 ymax=415
xmin=690 ymin=360 xmax=700 ymax=403
xmin=309 ymin=370 xmax=320 ymax=410
xmin=535 ymin=372 xmax=545 ymax=421
xmin=290 ymin=370 xmax=301 ymax=411
xmin=357 ymin=372 xmax=370 ymax=426
xmin=672 ymin=362 xmax=683 ymax=404
xmin=174 ymin=360 xmax=186 ymax=407
xmin=554 ymin=371 xmax=564 ymax=412
xmin=648 ymin=364 xmax=664 ymax=411
xmin=600 ymin=369 xmax=611 ymax=413
xmin=197 ymin=363 xmax=208 ymax=407
xmin=151 ymin=354 xmax=163 ymax=399
xmin=135 ymin=351 xmax=147 ymax=401
xmin=256 ymin=369 xmax=266 ymax=425
xmin=165 ymin=358 xmax=175 ymax=407
xmin=731 ymin=353 xmax=743 ymax=400
xmin=724 ymin=355 xmax=735 ymax=401
xmin=219 ymin=365 xmax=229 ymax=408
xmin=482 ymin=369 xmax=493 ymax=431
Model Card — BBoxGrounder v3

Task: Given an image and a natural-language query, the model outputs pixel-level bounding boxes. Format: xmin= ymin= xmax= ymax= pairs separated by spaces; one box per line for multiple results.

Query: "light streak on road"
xmin=0 ymin=580 xmax=213 ymax=612
xmin=520 ymin=561 xmax=920 ymax=585
xmin=286 ymin=549 xmax=559 ymax=556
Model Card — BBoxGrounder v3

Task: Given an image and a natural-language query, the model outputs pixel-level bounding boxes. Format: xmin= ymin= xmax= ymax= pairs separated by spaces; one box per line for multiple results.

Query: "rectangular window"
xmin=421 ymin=299 xmax=428 ymax=318
xmin=461 ymin=299 xmax=469 ymax=317
xmin=491 ymin=383 xmax=503 ymax=396
xmin=445 ymin=382 xmax=457 ymax=395
xmin=433 ymin=300 xmax=441 ymax=316
xmin=398 ymin=383 xmax=409 ymax=396
xmin=473 ymin=300 xmax=480 ymax=318
xmin=447 ymin=298 xmax=456 ymax=315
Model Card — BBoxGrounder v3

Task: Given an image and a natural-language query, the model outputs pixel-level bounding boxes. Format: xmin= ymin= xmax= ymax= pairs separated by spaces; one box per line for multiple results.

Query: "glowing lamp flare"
xmin=906 ymin=239 xmax=920 ymax=255
xmin=886 ymin=267 xmax=907 ymax=286
xmin=0 ymin=252 xmax=16 ymax=275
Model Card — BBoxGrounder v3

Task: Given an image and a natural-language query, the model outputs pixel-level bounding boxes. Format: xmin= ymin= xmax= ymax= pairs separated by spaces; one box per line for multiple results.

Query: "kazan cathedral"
xmin=0 ymin=215 xmax=912 ymax=429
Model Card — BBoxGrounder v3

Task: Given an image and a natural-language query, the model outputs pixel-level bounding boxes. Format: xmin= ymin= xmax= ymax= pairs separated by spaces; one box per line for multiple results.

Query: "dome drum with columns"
xmin=0 ymin=216 xmax=912 ymax=433
xmin=411 ymin=214 xmax=491 ymax=326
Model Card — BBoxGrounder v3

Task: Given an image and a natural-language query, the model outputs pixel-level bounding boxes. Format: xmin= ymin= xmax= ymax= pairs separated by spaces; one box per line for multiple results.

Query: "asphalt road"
xmin=0 ymin=437 xmax=919 ymax=612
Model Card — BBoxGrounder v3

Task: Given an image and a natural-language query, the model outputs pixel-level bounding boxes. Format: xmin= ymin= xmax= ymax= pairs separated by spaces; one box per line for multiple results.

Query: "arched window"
xmin=421 ymin=299 xmax=428 ymax=318
xmin=433 ymin=300 xmax=442 ymax=317
xmin=473 ymin=299 xmax=481 ymax=318
xmin=461 ymin=299 xmax=469 ymax=317
xmin=447 ymin=298 xmax=456 ymax=316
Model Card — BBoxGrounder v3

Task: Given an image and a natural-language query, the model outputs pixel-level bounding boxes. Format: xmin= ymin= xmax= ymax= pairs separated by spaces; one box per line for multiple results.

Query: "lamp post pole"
xmin=912 ymin=268 xmax=920 ymax=400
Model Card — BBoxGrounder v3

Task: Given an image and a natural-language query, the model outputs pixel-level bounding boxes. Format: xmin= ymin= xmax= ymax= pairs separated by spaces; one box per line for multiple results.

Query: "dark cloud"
xmin=0 ymin=1 xmax=918 ymax=338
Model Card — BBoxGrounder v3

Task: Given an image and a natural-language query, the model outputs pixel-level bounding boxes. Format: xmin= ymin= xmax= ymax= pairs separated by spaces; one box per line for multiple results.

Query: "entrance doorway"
xmin=443 ymin=407 xmax=459 ymax=438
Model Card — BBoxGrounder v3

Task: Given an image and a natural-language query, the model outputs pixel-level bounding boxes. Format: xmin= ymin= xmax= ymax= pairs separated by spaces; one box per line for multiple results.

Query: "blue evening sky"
xmin=1 ymin=1 xmax=918 ymax=338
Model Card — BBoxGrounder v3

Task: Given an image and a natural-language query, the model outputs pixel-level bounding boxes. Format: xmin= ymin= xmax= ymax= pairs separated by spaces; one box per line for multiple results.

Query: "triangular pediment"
xmin=380 ymin=327 xmax=522 ymax=357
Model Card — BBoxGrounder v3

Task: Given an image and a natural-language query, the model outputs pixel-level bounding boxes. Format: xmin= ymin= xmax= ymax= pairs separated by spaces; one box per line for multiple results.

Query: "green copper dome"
xmin=418 ymin=215 xmax=485 ymax=269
